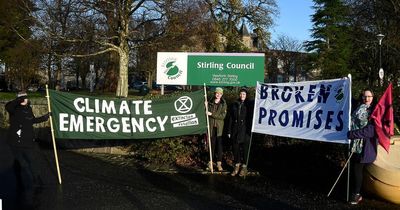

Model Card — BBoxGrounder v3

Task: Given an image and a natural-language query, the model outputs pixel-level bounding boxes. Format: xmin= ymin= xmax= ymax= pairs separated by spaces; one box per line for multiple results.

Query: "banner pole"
xmin=45 ymin=85 xmax=62 ymax=184
xmin=327 ymin=75 xmax=352 ymax=198
xmin=203 ymin=84 xmax=213 ymax=173
xmin=245 ymin=132 xmax=253 ymax=170
xmin=347 ymin=74 xmax=352 ymax=201
xmin=246 ymin=82 xmax=260 ymax=173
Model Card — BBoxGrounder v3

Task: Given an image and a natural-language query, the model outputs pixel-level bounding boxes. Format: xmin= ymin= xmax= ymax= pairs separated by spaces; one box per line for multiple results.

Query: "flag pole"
xmin=203 ymin=84 xmax=213 ymax=173
xmin=45 ymin=85 xmax=62 ymax=184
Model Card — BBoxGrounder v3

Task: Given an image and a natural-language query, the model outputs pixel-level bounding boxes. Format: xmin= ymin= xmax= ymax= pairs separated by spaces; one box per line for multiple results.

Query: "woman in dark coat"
xmin=227 ymin=88 xmax=254 ymax=176
xmin=347 ymin=122 xmax=377 ymax=204
xmin=347 ymin=89 xmax=377 ymax=205
xmin=5 ymin=91 xmax=49 ymax=207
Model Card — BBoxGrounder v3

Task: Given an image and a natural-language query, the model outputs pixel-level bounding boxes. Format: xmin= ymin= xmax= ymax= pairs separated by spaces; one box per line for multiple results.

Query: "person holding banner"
xmin=348 ymin=89 xmax=377 ymax=205
xmin=227 ymin=88 xmax=254 ymax=177
xmin=206 ymin=87 xmax=227 ymax=171
xmin=5 ymin=91 xmax=50 ymax=208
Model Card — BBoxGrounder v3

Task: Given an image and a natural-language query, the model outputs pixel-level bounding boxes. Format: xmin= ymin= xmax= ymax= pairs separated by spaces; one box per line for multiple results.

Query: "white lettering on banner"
xmin=108 ymin=118 xmax=119 ymax=132
xmin=119 ymin=101 xmax=130 ymax=114
xmin=59 ymin=113 xmax=69 ymax=131
xmin=102 ymin=100 xmax=116 ymax=114
xmin=121 ymin=117 xmax=131 ymax=132
xmin=157 ymin=116 xmax=168 ymax=131
xmin=95 ymin=117 xmax=106 ymax=132
xmin=146 ymin=118 xmax=156 ymax=132
xmin=86 ymin=116 xmax=95 ymax=132
xmin=59 ymin=114 xmax=168 ymax=133
xmin=70 ymin=115 xmax=84 ymax=132
xmin=74 ymin=98 xmax=85 ymax=112
xmin=72 ymin=98 xmax=153 ymax=115
xmin=131 ymin=118 xmax=144 ymax=132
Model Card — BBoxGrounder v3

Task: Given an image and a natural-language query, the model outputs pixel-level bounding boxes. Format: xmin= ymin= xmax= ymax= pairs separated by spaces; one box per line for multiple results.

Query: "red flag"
xmin=370 ymin=83 xmax=394 ymax=152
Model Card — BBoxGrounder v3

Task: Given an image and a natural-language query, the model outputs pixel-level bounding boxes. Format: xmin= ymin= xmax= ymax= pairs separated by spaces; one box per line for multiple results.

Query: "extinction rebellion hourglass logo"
xmin=162 ymin=57 xmax=183 ymax=80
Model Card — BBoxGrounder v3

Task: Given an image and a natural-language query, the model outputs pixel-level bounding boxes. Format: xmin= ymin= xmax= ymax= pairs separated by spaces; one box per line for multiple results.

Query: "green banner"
xmin=49 ymin=90 xmax=207 ymax=139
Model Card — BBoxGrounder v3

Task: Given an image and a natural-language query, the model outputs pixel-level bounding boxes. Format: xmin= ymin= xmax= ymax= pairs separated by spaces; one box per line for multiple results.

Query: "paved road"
xmin=1 ymin=131 xmax=398 ymax=210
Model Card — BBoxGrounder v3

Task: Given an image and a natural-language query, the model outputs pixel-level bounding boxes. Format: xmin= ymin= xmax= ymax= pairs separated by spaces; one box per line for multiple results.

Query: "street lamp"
xmin=377 ymin=33 xmax=385 ymax=86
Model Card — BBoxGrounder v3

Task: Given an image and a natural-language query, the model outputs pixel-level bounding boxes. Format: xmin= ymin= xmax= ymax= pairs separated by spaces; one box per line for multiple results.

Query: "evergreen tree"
xmin=305 ymin=0 xmax=353 ymax=79
xmin=0 ymin=0 xmax=34 ymax=60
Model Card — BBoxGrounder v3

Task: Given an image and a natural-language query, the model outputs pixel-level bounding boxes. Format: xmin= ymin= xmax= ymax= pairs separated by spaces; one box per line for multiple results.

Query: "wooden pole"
xmin=327 ymin=151 xmax=354 ymax=197
xmin=203 ymin=84 xmax=213 ymax=173
xmin=45 ymin=85 xmax=62 ymax=184
xmin=245 ymin=132 xmax=253 ymax=168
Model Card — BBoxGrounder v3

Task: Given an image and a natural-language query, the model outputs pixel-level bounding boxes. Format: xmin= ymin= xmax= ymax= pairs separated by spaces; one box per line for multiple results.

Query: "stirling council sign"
xmin=156 ymin=52 xmax=265 ymax=87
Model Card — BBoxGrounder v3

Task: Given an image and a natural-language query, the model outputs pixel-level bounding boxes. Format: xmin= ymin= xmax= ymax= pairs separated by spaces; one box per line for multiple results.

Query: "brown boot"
xmin=231 ymin=163 xmax=241 ymax=176
xmin=206 ymin=161 xmax=213 ymax=171
xmin=216 ymin=161 xmax=223 ymax=171
xmin=239 ymin=164 xmax=248 ymax=177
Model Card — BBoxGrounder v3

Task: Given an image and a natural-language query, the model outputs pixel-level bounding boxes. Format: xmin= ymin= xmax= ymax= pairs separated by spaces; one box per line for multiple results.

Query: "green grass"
xmin=0 ymin=91 xmax=47 ymax=100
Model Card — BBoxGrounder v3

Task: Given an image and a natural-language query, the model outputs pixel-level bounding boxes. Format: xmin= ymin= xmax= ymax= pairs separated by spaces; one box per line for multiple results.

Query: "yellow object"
xmin=364 ymin=136 xmax=400 ymax=204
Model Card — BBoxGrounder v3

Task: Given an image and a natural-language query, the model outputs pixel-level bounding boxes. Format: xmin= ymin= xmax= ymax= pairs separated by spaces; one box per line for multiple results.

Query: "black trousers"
xmin=352 ymin=161 xmax=366 ymax=195
xmin=210 ymin=128 xmax=223 ymax=162
xmin=232 ymin=139 xmax=250 ymax=165
xmin=10 ymin=146 xmax=40 ymax=206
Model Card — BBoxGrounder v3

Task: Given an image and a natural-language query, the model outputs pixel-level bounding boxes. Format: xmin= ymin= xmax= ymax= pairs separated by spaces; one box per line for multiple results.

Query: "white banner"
xmin=252 ymin=78 xmax=351 ymax=144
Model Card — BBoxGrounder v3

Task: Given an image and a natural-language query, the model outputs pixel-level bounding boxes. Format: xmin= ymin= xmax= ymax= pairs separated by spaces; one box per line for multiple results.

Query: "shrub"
xmin=132 ymin=136 xmax=203 ymax=167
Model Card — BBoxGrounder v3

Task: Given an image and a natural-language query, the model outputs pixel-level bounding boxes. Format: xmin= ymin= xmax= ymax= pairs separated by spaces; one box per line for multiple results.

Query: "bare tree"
xmin=136 ymin=0 xmax=219 ymax=86
xmin=204 ymin=0 xmax=278 ymax=52
xmin=33 ymin=0 xmax=165 ymax=97
xmin=269 ymin=34 xmax=306 ymax=82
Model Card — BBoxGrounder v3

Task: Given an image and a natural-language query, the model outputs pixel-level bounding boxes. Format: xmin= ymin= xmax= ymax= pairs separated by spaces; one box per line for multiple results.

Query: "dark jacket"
xmin=347 ymin=124 xmax=378 ymax=164
xmin=6 ymin=98 xmax=48 ymax=148
xmin=208 ymin=97 xmax=227 ymax=137
xmin=227 ymin=99 xmax=254 ymax=143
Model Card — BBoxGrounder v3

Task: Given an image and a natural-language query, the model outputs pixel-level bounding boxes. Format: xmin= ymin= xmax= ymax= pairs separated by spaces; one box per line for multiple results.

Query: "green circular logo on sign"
xmin=163 ymin=58 xmax=182 ymax=80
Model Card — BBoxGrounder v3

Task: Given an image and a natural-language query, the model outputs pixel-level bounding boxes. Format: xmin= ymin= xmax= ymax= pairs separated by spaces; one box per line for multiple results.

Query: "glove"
xmin=207 ymin=111 xmax=212 ymax=116
xmin=44 ymin=112 xmax=51 ymax=120
xmin=227 ymin=134 xmax=231 ymax=138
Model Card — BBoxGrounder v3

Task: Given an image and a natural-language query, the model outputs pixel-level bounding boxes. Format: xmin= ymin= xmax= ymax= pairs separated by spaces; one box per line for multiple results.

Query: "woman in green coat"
xmin=207 ymin=87 xmax=227 ymax=171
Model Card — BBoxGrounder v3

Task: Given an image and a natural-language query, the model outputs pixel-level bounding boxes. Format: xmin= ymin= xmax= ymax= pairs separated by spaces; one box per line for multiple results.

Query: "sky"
xmin=271 ymin=0 xmax=315 ymax=43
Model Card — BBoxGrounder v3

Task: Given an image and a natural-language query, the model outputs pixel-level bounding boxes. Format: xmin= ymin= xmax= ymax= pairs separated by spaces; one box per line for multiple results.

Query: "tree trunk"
xmin=115 ymin=16 xmax=129 ymax=98
xmin=103 ymin=52 xmax=118 ymax=92
xmin=55 ymin=57 xmax=62 ymax=90
xmin=116 ymin=43 xmax=129 ymax=97
xmin=47 ymin=52 xmax=53 ymax=88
